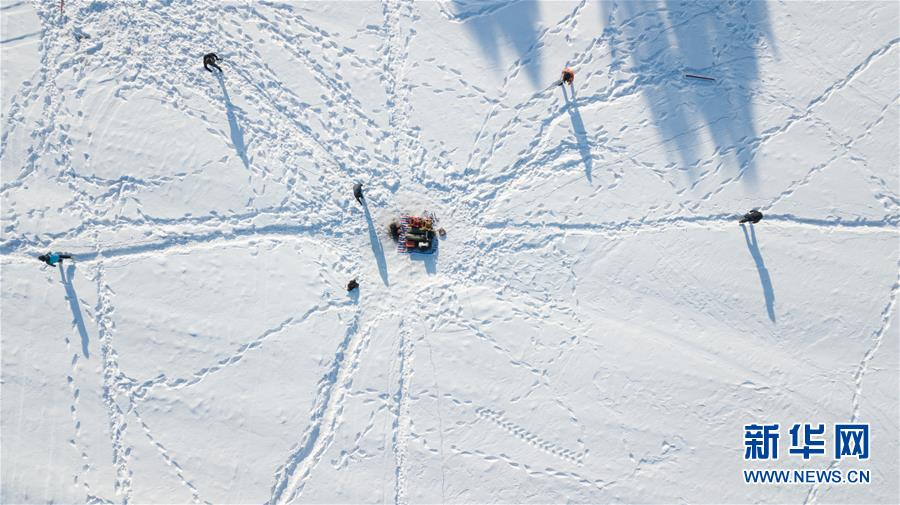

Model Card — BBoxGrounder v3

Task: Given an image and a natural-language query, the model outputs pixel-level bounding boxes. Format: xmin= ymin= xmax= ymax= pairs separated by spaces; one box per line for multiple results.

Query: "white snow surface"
xmin=1 ymin=1 xmax=898 ymax=503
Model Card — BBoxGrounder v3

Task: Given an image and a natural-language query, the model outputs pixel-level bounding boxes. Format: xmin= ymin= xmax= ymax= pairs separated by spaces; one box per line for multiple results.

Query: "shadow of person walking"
xmin=60 ymin=263 xmax=90 ymax=358
xmin=216 ymin=72 xmax=250 ymax=170
xmin=362 ymin=200 xmax=389 ymax=287
xmin=562 ymin=85 xmax=592 ymax=183
xmin=347 ymin=285 xmax=360 ymax=304
xmin=741 ymin=224 xmax=775 ymax=322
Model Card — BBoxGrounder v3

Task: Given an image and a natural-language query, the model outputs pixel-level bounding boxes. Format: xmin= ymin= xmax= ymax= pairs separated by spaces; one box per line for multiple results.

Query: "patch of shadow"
xmin=741 ymin=223 xmax=775 ymax=322
xmin=87 ymin=1 xmax=112 ymax=12
xmin=410 ymin=240 xmax=438 ymax=275
xmin=457 ymin=0 xmax=543 ymax=89
xmin=60 ymin=264 xmax=90 ymax=358
xmin=562 ymin=85 xmax=592 ymax=183
xmin=362 ymin=200 xmax=389 ymax=286
xmin=601 ymin=0 xmax=775 ymax=183
xmin=216 ymin=72 xmax=250 ymax=170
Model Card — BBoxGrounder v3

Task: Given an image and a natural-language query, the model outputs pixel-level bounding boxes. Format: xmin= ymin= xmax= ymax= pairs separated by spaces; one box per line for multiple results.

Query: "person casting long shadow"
xmin=741 ymin=223 xmax=775 ymax=322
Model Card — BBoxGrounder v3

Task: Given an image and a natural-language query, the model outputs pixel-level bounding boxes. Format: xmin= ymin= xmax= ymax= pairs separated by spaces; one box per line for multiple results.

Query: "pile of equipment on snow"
xmin=389 ymin=213 xmax=438 ymax=254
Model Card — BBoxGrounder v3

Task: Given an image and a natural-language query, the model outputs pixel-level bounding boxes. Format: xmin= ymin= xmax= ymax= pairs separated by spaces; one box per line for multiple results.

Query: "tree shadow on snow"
xmin=60 ymin=263 xmax=90 ymax=358
xmin=601 ymin=0 xmax=775 ymax=184
xmin=741 ymin=224 xmax=775 ymax=322
xmin=215 ymin=72 xmax=250 ymax=170
xmin=362 ymin=200 xmax=390 ymax=286
xmin=455 ymin=0 xmax=542 ymax=89
xmin=562 ymin=85 xmax=593 ymax=183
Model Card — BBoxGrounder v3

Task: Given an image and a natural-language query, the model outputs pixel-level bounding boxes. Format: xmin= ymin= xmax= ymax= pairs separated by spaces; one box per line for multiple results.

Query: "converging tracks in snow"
xmin=1 ymin=1 xmax=898 ymax=503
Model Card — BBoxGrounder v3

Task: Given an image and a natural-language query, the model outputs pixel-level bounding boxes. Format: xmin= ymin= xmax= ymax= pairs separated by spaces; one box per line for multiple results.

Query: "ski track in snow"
xmin=1 ymin=0 xmax=898 ymax=503
xmin=802 ymin=269 xmax=900 ymax=505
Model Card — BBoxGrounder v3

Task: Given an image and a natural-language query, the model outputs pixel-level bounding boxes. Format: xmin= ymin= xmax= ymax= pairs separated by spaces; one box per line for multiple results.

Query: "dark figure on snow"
xmin=38 ymin=252 xmax=72 ymax=267
xmin=203 ymin=53 xmax=222 ymax=73
xmin=739 ymin=209 xmax=763 ymax=224
xmin=347 ymin=279 xmax=359 ymax=292
xmin=353 ymin=183 xmax=364 ymax=204
xmin=559 ymin=67 xmax=574 ymax=86
xmin=388 ymin=220 xmax=400 ymax=242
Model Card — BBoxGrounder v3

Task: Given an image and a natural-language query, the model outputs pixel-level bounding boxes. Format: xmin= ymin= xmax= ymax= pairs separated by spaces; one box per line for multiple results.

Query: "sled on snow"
xmin=391 ymin=214 xmax=437 ymax=254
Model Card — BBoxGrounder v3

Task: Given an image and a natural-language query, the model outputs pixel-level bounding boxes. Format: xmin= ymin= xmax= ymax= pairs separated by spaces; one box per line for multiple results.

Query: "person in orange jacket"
xmin=559 ymin=67 xmax=575 ymax=86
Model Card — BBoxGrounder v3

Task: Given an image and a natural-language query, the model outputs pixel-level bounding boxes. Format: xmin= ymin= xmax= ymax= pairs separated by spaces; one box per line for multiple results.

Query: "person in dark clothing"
xmin=347 ymin=279 xmax=359 ymax=292
xmin=353 ymin=183 xmax=363 ymax=204
xmin=388 ymin=220 xmax=400 ymax=241
xmin=38 ymin=252 xmax=72 ymax=267
xmin=203 ymin=53 xmax=222 ymax=72
xmin=559 ymin=67 xmax=574 ymax=86
xmin=739 ymin=209 xmax=763 ymax=224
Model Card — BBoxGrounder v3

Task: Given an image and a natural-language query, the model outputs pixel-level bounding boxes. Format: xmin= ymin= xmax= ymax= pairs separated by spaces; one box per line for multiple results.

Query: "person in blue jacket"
xmin=38 ymin=252 xmax=72 ymax=267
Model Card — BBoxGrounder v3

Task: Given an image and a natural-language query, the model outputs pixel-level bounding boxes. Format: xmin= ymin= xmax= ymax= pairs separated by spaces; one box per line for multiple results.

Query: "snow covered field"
xmin=1 ymin=0 xmax=898 ymax=503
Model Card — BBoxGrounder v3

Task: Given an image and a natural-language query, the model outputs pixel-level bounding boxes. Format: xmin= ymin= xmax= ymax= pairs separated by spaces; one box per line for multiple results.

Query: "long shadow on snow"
xmin=601 ymin=0 xmax=775 ymax=183
xmin=216 ymin=72 xmax=250 ymax=170
xmin=562 ymin=85 xmax=592 ymax=183
xmin=764 ymin=213 xmax=899 ymax=229
xmin=455 ymin=0 xmax=542 ymax=89
xmin=362 ymin=200 xmax=389 ymax=286
xmin=60 ymin=263 xmax=90 ymax=358
xmin=741 ymin=223 xmax=775 ymax=322
xmin=69 ymin=222 xmax=323 ymax=261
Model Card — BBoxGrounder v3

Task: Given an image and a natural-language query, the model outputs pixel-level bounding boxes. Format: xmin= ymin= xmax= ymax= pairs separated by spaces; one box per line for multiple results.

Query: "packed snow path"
xmin=1 ymin=1 xmax=898 ymax=503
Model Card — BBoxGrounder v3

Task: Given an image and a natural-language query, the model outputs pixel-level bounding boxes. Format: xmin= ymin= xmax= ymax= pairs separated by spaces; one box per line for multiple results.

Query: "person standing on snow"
xmin=353 ymin=183 xmax=364 ymax=204
xmin=739 ymin=209 xmax=763 ymax=224
xmin=559 ymin=67 xmax=574 ymax=86
xmin=203 ymin=53 xmax=222 ymax=73
xmin=38 ymin=252 xmax=73 ymax=267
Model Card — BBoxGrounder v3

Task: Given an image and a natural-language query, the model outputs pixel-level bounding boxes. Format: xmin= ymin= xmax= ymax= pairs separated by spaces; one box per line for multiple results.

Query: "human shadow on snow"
xmin=562 ymin=85 xmax=593 ymax=183
xmin=362 ymin=200 xmax=390 ymax=286
xmin=347 ymin=286 xmax=360 ymax=304
xmin=215 ymin=72 xmax=250 ymax=171
xmin=741 ymin=223 xmax=775 ymax=322
xmin=60 ymin=263 xmax=90 ymax=358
